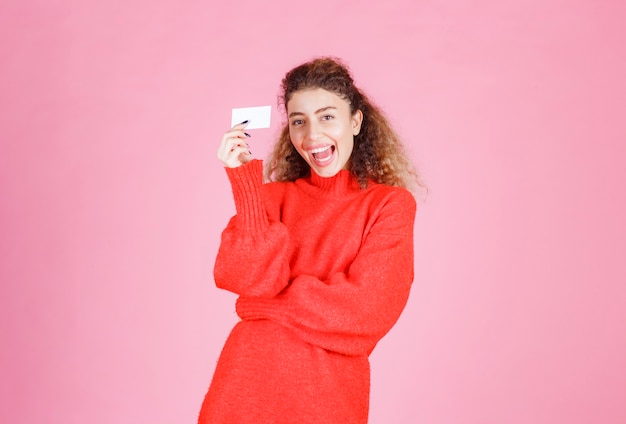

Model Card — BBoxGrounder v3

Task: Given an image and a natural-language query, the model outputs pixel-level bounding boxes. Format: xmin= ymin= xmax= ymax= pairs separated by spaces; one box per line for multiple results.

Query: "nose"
xmin=305 ymin=121 xmax=321 ymax=141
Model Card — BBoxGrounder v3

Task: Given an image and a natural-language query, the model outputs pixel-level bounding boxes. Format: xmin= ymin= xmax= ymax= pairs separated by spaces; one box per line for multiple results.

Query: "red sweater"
xmin=198 ymin=160 xmax=416 ymax=424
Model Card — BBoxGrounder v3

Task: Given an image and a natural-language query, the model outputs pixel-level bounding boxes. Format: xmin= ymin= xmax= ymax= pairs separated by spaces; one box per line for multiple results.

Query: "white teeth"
xmin=314 ymin=154 xmax=333 ymax=163
xmin=310 ymin=146 xmax=332 ymax=154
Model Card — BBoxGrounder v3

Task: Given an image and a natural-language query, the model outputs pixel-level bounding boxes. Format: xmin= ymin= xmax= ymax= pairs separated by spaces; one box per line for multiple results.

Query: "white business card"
xmin=231 ymin=105 xmax=272 ymax=129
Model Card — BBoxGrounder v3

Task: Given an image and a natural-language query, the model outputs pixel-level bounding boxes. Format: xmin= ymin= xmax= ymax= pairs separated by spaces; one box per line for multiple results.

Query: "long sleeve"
xmin=236 ymin=188 xmax=417 ymax=356
xmin=213 ymin=160 xmax=291 ymax=298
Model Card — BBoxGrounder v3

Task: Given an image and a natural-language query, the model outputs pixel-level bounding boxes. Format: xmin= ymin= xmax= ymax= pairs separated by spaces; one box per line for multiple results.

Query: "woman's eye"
xmin=291 ymin=119 xmax=304 ymax=126
xmin=321 ymin=115 xmax=334 ymax=121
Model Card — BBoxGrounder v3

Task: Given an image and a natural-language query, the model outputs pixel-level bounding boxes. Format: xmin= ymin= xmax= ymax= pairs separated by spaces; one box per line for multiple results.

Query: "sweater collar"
xmin=300 ymin=169 xmax=364 ymax=197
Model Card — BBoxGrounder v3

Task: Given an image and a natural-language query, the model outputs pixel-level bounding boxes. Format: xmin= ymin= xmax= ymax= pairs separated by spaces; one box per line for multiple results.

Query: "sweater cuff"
xmin=236 ymin=296 xmax=284 ymax=321
xmin=225 ymin=160 xmax=268 ymax=231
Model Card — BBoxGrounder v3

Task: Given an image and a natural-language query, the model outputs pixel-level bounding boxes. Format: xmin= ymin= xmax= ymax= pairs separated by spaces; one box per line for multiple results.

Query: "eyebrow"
xmin=288 ymin=106 xmax=337 ymax=118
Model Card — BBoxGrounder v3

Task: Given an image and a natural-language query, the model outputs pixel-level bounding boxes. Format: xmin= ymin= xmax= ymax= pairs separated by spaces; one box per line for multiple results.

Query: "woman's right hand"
xmin=217 ymin=121 xmax=252 ymax=168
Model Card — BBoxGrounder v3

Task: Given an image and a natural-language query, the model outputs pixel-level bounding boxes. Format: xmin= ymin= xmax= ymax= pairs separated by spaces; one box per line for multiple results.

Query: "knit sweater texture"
xmin=198 ymin=159 xmax=416 ymax=424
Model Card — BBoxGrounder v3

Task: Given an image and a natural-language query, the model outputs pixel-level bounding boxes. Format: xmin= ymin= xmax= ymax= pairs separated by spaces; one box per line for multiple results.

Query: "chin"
xmin=311 ymin=166 xmax=341 ymax=178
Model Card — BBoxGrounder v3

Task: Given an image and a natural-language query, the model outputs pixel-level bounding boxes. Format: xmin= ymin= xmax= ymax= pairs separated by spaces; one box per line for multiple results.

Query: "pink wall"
xmin=1 ymin=1 xmax=625 ymax=423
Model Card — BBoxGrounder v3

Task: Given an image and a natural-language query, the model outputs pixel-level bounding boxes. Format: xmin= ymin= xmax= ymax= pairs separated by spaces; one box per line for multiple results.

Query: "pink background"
xmin=2 ymin=0 xmax=625 ymax=423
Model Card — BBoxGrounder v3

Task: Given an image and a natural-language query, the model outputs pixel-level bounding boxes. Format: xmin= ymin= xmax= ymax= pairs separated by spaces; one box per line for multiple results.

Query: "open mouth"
xmin=310 ymin=145 xmax=335 ymax=166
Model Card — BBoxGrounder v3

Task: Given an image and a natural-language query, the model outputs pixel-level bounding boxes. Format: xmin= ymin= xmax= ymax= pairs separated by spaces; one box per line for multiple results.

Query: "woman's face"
xmin=287 ymin=88 xmax=362 ymax=178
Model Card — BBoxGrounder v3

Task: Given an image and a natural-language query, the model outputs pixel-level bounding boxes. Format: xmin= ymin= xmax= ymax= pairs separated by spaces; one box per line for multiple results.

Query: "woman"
xmin=199 ymin=57 xmax=421 ymax=423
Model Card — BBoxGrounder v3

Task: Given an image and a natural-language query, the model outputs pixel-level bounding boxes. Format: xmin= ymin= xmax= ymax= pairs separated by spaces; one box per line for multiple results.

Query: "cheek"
xmin=289 ymin=134 xmax=304 ymax=152
xmin=287 ymin=128 xmax=298 ymax=144
xmin=292 ymin=128 xmax=311 ymax=148
xmin=288 ymin=135 xmax=300 ymax=149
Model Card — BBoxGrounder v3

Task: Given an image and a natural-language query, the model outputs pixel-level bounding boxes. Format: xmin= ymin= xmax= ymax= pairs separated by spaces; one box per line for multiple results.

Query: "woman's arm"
xmin=213 ymin=124 xmax=291 ymax=298
xmin=213 ymin=160 xmax=291 ymax=298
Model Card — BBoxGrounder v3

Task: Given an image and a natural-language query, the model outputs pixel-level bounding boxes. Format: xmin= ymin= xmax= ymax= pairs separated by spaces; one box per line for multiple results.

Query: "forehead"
xmin=287 ymin=88 xmax=350 ymax=113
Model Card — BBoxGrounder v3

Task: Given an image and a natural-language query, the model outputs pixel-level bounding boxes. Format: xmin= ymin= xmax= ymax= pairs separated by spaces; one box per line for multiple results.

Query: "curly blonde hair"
xmin=266 ymin=57 xmax=424 ymax=195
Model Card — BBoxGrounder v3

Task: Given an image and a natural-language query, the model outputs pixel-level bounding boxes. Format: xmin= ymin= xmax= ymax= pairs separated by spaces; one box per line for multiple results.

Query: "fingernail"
xmin=244 ymin=132 xmax=251 ymax=138
xmin=240 ymin=120 xmax=249 ymax=125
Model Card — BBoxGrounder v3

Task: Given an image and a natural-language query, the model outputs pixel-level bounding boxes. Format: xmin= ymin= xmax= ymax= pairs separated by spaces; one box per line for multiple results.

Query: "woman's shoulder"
xmin=260 ymin=178 xmax=292 ymax=200
xmin=260 ymin=173 xmax=415 ymax=209
xmin=367 ymin=181 xmax=416 ymax=207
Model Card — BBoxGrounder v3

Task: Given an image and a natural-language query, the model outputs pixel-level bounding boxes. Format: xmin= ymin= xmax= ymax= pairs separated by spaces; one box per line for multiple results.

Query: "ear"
xmin=351 ymin=109 xmax=363 ymax=136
